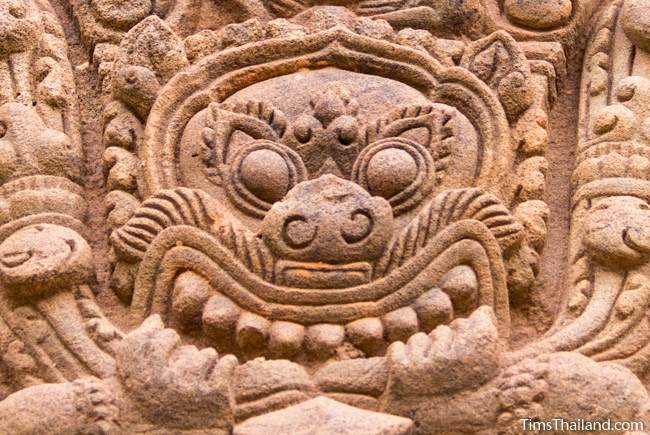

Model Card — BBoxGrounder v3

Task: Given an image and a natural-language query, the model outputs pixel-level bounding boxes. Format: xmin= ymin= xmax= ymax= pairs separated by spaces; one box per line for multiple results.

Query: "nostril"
xmin=341 ymin=209 xmax=373 ymax=244
xmin=282 ymin=215 xmax=317 ymax=249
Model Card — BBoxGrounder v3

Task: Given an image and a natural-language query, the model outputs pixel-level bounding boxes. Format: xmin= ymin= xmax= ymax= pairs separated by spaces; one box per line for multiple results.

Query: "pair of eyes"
xmin=227 ymin=137 xmax=434 ymax=217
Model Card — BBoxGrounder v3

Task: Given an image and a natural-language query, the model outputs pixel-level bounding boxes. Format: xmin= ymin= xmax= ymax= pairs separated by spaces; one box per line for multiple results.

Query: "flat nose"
xmin=281 ymin=207 xmax=374 ymax=250
xmin=261 ymin=175 xmax=393 ymax=264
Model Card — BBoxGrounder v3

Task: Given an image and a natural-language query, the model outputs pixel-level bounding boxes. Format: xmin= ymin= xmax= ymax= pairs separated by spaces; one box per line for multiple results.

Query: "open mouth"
xmin=157 ymin=224 xmax=507 ymax=362
xmin=122 ymin=186 xmax=515 ymax=362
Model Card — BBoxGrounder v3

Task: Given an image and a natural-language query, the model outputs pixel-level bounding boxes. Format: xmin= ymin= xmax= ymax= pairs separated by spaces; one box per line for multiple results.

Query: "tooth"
xmin=439 ymin=265 xmax=478 ymax=315
xmin=236 ymin=312 xmax=271 ymax=355
xmin=382 ymin=306 xmax=419 ymax=342
xmin=172 ymin=271 xmax=211 ymax=328
xmin=268 ymin=321 xmax=305 ymax=359
xmin=202 ymin=293 xmax=240 ymax=348
xmin=345 ymin=317 xmax=384 ymax=356
xmin=412 ymin=287 xmax=453 ymax=333
xmin=305 ymin=324 xmax=345 ymax=359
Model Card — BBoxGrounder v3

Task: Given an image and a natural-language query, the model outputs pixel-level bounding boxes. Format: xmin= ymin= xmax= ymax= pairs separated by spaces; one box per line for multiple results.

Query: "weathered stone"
xmin=234 ymin=396 xmax=414 ymax=435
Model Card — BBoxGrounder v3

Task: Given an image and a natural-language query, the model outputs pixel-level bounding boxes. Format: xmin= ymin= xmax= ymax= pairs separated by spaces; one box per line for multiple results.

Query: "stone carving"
xmin=1 ymin=0 xmax=650 ymax=434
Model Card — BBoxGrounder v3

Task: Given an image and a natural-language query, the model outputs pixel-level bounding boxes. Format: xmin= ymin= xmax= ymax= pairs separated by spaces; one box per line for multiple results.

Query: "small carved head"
xmin=584 ymin=195 xmax=650 ymax=268
xmin=0 ymin=224 xmax=93 ymax=298
xmin=288 ymin=86 xmax=361 ymax=177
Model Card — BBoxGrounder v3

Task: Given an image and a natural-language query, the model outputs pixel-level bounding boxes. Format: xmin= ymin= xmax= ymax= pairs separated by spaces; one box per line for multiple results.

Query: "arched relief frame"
xmin=142 ymin=26 xmax=513 ymax=201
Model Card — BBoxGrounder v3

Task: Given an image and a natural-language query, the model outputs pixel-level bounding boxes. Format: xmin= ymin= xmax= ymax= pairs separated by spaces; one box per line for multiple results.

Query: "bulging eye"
xmin=333 ymin=115 xmax=358 ymax=146
xmin=292 ymin=114 xmax=320 ymax=144
xmin=366 ymin=147 xmax=417 ymax=199
xmin=352 ymin=137 xmax=434 ymax=215
xmin=228 ymin=140 xmax=307 ymax=218
xmin=240 ymin=148 xmax=290 ymax=204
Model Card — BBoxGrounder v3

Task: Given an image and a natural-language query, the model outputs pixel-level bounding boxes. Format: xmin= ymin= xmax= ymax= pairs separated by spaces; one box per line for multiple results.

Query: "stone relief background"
xmin=0 ymin=0 xmax=649 ymax=433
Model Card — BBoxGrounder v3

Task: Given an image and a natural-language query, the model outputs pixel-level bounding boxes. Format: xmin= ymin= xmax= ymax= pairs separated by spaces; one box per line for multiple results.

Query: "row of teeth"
xmin=171 ymin=266 xmax=477 ymax=359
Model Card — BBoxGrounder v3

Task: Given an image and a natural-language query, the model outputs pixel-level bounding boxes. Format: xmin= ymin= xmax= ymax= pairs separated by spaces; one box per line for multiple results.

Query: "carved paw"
xmin=0 ymin=103 xmax=82 ymax=183
xmin=384 ymin=306 xmax=500 ymax=398
xmin=495 ymin=353 xmax=650 ymax=434
xmin=116 ymin=315 xmax=237 ymax=430
xmin=495 ymin=355 xmax=549 ymax=433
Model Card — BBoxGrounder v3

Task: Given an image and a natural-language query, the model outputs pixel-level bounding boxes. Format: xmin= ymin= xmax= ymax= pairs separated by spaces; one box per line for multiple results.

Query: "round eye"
xmin=0 ymin=121 xmax=7 ymax=139
xmin=228 ymin=140 xmax=307 ymax=218
xmin=366 ymin=148 xmax=417 ymax=199
xmin=240 ymin=149 xmax=290 ymax=204
xmin=292 ymin=115 xmax=319 ymax=144
xmin=352 ymin=138 xmax=434 ymax=215
xmin=335 ymin=115 xmax=358 ymax=146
